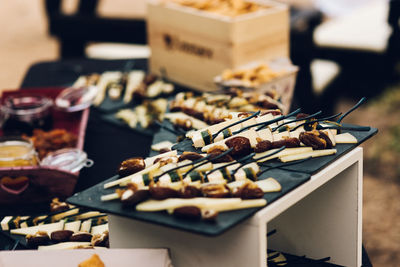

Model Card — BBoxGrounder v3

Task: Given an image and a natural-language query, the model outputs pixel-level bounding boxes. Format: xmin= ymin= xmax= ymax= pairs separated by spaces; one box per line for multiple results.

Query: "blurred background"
xmin=0 ymin=0 xmax=399 ymax=266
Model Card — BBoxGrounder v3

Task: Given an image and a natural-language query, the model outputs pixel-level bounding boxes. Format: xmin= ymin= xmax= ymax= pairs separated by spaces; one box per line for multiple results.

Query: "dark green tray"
xmin=68 ymin=168 xmax=310 ymax=236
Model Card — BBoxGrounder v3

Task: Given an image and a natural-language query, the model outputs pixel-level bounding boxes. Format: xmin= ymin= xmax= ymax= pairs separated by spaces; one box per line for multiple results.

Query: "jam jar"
xmin=0 ymin=138 xmax=38 ymax=167
xmin=1 ymin=95 xmax=53 ymax=135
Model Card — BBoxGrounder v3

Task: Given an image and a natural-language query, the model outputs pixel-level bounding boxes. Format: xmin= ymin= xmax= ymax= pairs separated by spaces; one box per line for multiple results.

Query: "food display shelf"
xmin=107 ymin=147 xmax=363 ymax=267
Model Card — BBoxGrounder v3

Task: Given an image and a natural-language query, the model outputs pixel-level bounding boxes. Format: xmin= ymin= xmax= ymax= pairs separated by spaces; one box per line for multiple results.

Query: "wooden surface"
xmin=147 ymin=0 xmax=289 ymax=91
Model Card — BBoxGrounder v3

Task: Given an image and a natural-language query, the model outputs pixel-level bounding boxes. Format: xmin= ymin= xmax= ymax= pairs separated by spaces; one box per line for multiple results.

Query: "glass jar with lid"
xmin=0 ymin=138 xmax=38 ymax=167
xmin=1 ymin=94 xmax=53 ymax=136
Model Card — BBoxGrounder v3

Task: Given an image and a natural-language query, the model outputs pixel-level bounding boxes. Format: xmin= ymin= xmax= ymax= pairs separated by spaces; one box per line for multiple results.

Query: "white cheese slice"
xmin=194 ymin=162 xmax=213 ymax=173
xmin=289 ymin=129 xmax=303 ymax=139
xmin=38 ymin=242 xmax=92 ymax=251
xmin=80 ymin=219 xmax=92 ymax=233
xmin=10 ymin=221 xmax=64 ymax=236
xmin=186 ymin=117 xmax=240 ymax=138
xmin=75 ymin=212 xmax=105 ymax=220
xmin=207 ymin=171 xmax=225 ymax=182
xmin=123 ymin=71 xmax=145 ymax=103
xmin=1 ymin=216 xmax=13 ymax=231
xmin=144 ymin=150 xmax=177 ymax=167
xmin=240 ymin=118 xmax=257 ymax=129
xmin=104 ymin=161 xmax=161 ymax=189
xmin=323 ymin=129 xmax=337 ymax=146
xmin=64 ymin=221 xmax=81 ymax=232
xmin=280 ymin=149 xmax=337 ymax=162
xmin=256 ymin=178 xmax=282 ymax=192
xmin=151 ymin=141 xmax=174 ymax=152
xmin=201 ymin=129 xmax=258 ymax=152
xmin=91 ymin=223 xmax=109 ymax=235
xmin=93 ymin=71 xmax=121 ymax=106
xmin=227 ymin=180 xmax=246 ymax=190
xmin=115 ymin=109 xmax=138 ymax=128
xmin=255 ymin=147 xmax=313 ymax=163
xmin=257 ymin=128 xmax=273 ymax=142
xmin=101 ymin=193 xmax=119 ymax=202
xmin=335 ymin=133 xmax=358 ymax=144
xmin=146 ymin=80 xmax=164 ymax=98
xmin=272 ymin=131 xmax=290 ymax=141
xmin=52 ymin=208 xmax=80 ymax=222
xmin=136 ymin=198 xmax=241 ymax=212
xmin=211 ymin=199 xmax=267 ymax=212
xmin=192 ymin=131 xmax=208 ymax=148
xmin=136 ymin=105 xmax=150 ymax=129
xmin=165 ymin=112 xmax=209 ymax=130
xmin=255 ymin=113 xmax=274 ymax=124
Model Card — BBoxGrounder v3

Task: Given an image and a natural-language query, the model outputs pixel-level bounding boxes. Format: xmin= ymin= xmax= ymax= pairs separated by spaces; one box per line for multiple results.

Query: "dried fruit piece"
xmin=121 ymin=189 xmax=150 ymax=206
xmin=50 ymin=198 xmax=70 ymax=213
xmin=208 ymin=147 xmax=234 ymax=163
xmin=51 ymin=230 xmax=74 ymax=243
xmin=117 ymin=157 xmax=146 ymax=177
xmin=255 ymin=140 xmax=272 ymax=153
xmin=232 ymin=182 xmax=264 ymax=199
xmin=178 ymin=152 xmax=204 ymax=162
xmin=70 ymin=232 xmax=93 ymax=242
xmin=299 ymin=131 xmax=329 ymax=150
xmin=201 ymin=184 xmax=231 ymax=198
xmin=26 ymin=231 xmax=50 ymax=247
xmin=179 ymin=185 xmax=202 ymax=198
xmin=91 ymin=231 xmax=109 ymax=248
xmin=225 ymin=136 xmax=251 ymax=157
xmin=149 ymin=186 xmax=179 ymax=200
xmin=173 ymin=206 xmax=201 ymax=220
xmin=271 ymin=137 xmax=300 ymax=149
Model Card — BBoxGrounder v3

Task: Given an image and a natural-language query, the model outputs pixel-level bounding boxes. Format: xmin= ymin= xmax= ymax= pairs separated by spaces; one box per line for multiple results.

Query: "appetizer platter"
xmin=0 ymin=88 xmax=91 ymax=203
xmin=0 ymin=198 xmax=109 ymax=250
xmin=68 ymin=98 xmax=376 ymax=236
xmin=73 ymin=70 xmax=174 ymax=113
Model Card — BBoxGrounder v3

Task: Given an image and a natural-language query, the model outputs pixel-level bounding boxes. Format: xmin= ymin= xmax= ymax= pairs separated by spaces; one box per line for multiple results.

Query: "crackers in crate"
xmin=171 ymin=0 xmax=264 ymax=17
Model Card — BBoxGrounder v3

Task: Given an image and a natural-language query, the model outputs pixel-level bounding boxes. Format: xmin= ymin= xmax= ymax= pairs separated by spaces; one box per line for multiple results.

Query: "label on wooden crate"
xmin=162 ymin=34 xmax=214 ymax=59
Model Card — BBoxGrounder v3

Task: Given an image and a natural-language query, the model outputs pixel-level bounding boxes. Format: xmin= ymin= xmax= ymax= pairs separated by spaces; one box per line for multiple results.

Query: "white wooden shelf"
xmin=108 ymin=147 xmax=363 ymax=267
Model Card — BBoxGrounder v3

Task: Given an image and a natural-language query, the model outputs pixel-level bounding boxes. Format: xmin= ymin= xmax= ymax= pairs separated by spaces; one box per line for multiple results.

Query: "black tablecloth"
xmin=5 ymin=58 xmax=371 ymax=266
xmin=21 ymin=59 xmax=152 ymax=193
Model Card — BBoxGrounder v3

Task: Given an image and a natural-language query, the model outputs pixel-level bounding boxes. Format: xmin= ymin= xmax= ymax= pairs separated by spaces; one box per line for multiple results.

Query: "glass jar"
xmin=41 ymin=148 xmax=93 ymax=173
xmin=1 ymin=95 xmax=53 ymax=136
xmin=0 ymin=139 xmax=38 ymax=167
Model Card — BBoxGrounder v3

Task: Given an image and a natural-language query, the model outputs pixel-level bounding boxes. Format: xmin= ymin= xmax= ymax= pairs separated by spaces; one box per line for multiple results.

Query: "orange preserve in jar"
xmin=0 ymin=140 xmax=38 ymax=167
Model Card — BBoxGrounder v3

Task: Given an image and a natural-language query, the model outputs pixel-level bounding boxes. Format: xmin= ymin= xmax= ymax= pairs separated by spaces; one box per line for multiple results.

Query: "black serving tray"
xmin=171 ymin=123 xmax=378 ymax=175
xmin=68 ymin=167 xmax=310 ymax=236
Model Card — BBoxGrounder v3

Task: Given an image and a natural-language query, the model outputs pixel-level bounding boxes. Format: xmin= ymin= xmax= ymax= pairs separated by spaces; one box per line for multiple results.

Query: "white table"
xmin=108 ymin=147 xmax=363 ymax=267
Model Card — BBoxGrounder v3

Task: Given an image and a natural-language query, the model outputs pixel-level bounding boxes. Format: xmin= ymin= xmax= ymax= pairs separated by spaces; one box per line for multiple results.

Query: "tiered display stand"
xmin=108 ymin=147 xmax=363 ymax=267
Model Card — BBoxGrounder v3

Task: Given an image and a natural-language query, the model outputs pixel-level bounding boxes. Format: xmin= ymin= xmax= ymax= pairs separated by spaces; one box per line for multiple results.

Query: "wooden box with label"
xmin=147 ymin=0 xmax=289 ymax=92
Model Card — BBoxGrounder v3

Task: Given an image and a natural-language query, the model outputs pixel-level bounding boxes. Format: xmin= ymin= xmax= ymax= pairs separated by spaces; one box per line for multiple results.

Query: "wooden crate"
xmin=147 ymin=0 xmax=289 ymax=92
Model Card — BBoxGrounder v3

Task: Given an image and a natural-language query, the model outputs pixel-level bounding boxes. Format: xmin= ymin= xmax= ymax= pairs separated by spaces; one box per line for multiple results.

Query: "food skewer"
xmin=290 ymin=112 xmax=342 ymax=132
xmin=272 ymin=111 xmax=322 ymax=132
xmin=212 ymin=110 xmax=261 ymax=139
xmin=255 ymin=108 xmax=302 ymax=131
xmin=181 ymin=148 xmax=234 ymax=179
xmin=230 ymin=146 xmax=286 ymax=177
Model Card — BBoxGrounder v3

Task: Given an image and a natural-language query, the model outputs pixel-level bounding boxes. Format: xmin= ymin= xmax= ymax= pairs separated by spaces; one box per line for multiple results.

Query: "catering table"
xmin=3 ymin=58 xmax=372 ymax=266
